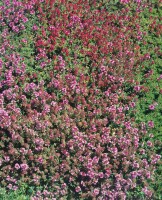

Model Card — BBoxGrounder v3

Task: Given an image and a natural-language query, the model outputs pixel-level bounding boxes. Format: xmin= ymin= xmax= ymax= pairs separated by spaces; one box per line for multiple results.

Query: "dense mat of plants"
xmin=134 ymin=2 xmax=162 ymax=199
xmin=0 ymin=0 xmax=161 ymax=199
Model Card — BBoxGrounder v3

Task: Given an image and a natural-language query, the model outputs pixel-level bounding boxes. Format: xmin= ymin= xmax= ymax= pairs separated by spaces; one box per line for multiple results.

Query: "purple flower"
xmin=131 ymin=171 xmax=138 ymax=179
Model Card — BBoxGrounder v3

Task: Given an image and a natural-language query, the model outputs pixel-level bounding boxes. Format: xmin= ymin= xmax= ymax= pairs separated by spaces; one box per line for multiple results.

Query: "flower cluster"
xmin=0 ymin=0 xmax=161 ymax=199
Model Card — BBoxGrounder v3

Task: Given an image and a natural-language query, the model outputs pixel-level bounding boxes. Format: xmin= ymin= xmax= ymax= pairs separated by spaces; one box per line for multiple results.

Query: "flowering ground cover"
xmin=0 ymin=0 xmax=161 ymax=199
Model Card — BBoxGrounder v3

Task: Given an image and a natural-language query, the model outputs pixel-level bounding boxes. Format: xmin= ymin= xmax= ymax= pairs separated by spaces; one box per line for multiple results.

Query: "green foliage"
xmin=0 ymin=187 xmax=30 ymax=200
xmin=134 ymin=1 xmax=162 ymax=199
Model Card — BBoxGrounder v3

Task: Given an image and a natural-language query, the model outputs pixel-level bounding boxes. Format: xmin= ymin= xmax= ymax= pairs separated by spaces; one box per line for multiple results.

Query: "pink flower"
xmin=134 ymin=85 xmax=141 ymax=92
xmin=93 ymin=188 xmax=100 ymax=196
xmin=110 ymin=147 xmax=118 ymax=155
xmin=149 ymin=102 xmax=158 ymax=110
xmin=13 ymin=186 xmax=18 ymax=190
xmin=21 ymin=39 xmax=28 ymax=44
xmin=120 ymin=0 xmax=130 ymax=4
xmin=20 ymin=163 xmax=29 ymax=171
xmin=98 ymin=172 xmax=104 ymax=178
xmin=75 ymin=186 xmax=81 ymax=192
xmin=36 ymin=191 xmax=42 ymax=196
xmin=37 ymin=157 xmax=43 ymax=163
xmin=7 ymin=184 xmax=12 ymax=190
xmin=43 ymin=190 xmax=50 ymax=196
xmin=145 ymin=171 xmax=151 ymax=179
xmin=157 ymin=74 xmax=162 ymax=81
xmin=147 ymin=141 xmax=153 ymax=147
xmin=149 ymin=134 xmax=154 ymax=138
xmin=4 ymin=156 xmax=10 ymax=162
xmin=149 ymin=104 xmax=155 ymax=110
xmin=105 ymin=169 xmax=111 ymax=178
xmin=148 ymin=121 xmax=154 ymax=128
xmin=133 ymin=162 xmax=139 ymax=169
xmin=22 ymin=17 xmax=28 ymax=23
xmin=15 ymin=163 xmax=20 ymax=170
xmin=131 ymin=171 xmax=138 ymax=179
xmin=32 ymin=25 xmax=38 ymax=31
xmin=142 ymin=186 xmax=152 ymax=197
xmin=129 ymin=101 xmax=136 ymax=108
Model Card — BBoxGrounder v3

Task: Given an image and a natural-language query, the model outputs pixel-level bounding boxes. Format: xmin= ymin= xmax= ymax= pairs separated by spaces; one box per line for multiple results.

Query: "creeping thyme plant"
xmin=0 ymin=0 xmax=161 ymax=199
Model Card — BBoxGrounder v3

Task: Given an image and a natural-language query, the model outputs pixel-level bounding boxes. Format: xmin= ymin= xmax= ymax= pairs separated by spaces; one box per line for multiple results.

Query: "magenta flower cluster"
xmin=0 ymin=0 xmax=161 ymax=199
